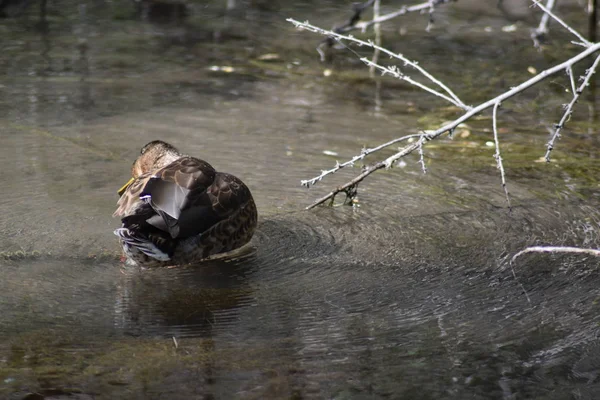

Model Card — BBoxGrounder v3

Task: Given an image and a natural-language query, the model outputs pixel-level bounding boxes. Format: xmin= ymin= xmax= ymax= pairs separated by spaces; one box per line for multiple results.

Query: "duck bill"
xmin=117 ymin=177 xmax=135 ymax=196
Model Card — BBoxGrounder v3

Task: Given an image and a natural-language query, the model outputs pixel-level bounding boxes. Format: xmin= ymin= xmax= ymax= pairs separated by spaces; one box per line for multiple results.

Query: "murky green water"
xmin=1 ymin=0 xmax=600 ymax=399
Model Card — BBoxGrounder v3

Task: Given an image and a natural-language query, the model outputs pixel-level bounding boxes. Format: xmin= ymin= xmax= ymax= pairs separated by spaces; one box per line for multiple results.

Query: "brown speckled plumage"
xmin=113 ymin=141 xmax=257 ymax=267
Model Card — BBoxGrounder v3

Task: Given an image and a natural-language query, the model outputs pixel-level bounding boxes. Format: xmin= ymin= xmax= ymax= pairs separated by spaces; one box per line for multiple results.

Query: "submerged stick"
xmin=511 ymin=246 xmax=600 ymax=265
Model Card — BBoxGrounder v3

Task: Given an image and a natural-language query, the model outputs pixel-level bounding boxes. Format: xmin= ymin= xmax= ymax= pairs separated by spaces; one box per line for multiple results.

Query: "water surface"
xmin=1 ymin=1 xmax=600 ymax=399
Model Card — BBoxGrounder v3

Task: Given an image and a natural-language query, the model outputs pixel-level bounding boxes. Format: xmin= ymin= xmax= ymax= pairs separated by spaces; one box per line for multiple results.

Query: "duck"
xmin=113 ymin=140 xmax=257 ymax=267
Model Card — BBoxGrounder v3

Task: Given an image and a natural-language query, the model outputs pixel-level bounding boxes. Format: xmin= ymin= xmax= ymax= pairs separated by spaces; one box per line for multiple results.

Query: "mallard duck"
xmin=113 ymin=140 xmax=257 ymax=267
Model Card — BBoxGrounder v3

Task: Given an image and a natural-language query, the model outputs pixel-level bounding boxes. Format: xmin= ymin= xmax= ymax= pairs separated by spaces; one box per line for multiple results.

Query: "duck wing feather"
xmin=115 ymin=157 xmax=251 ymax=242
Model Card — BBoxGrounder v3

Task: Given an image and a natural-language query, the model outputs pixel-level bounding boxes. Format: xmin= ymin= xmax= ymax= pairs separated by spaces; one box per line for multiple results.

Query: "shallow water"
xmin=1 ymin=1 xmax=600 ymax=399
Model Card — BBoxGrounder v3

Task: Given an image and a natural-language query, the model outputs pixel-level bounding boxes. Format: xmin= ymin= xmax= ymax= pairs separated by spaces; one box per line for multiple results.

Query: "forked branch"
xmin=288 ymin=18 xmax=469 ymax=110
xmin=291 ymin=2 xmax=600 ymax=209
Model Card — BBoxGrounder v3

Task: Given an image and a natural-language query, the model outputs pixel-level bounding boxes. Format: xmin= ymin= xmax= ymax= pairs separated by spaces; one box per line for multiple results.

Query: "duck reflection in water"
xmin=114 ymin=257 xmax=255 ymax=337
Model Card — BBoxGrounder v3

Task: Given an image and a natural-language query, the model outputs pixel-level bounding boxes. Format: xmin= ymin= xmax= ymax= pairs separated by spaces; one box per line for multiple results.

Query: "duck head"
xmin=117 ymin=140 xmax=182 ymax=196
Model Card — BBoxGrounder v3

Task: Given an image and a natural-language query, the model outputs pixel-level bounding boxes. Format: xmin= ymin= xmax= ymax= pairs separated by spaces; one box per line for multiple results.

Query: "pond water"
xmin=1 ymin=0 xmax=600 ymax=399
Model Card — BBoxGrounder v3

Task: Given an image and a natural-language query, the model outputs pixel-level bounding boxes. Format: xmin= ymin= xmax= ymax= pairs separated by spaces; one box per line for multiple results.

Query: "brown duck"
xmin=113 ymin=140 xmax=257 ymax=267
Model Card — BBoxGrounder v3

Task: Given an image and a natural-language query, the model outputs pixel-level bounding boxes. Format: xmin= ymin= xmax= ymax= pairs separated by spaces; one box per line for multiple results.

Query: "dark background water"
xmin=1 ymin=0 xmax=600 ymax=399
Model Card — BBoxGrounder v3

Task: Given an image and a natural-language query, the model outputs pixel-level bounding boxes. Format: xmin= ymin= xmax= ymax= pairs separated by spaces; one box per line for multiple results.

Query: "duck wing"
xmin=140 ymin=156 xmax=219 ymax=239
xmin=146 ymin=170 xmax=254 ymax=239
xmin=159 ymin=171 xmax=253 ymax=239
xmin=206 ymin=172 xmax=253 ymax=215
xmin=115 ymin=157 xmax=252 ymax=243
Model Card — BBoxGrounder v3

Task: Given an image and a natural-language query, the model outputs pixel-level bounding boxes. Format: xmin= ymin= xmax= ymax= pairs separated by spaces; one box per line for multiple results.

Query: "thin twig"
xmin=289 ymin=18 xmax=469 ymax=110
xmin=301 ymin=133 xmax=423 ymax=187
xmin=567 ymin=66 xmax=577 ymax=95
xmin=9 ymin=123 xmax=118 ymax=160
xmin=531 ymin=0 xmax=592 ymax=47
xmin=511 ymin=246 xmax=600 ymax=264
xmin=545 ymin=53 xmax=600 ymax=161
xmin=492 ymin=102 xmax=511 ymax=210
xmin=510 ymin=244 xmax=600 ymax=305
xmin=361 ymin=58 xmax=467 ymax=108
xmin=418 ymin=135 xmax=428 ymax=174
xmin=306 ymin=141 xmax=421 ymax=209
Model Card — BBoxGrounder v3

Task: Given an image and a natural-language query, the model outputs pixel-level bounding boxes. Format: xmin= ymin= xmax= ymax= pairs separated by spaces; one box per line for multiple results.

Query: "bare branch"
xmin=567 ymin=66 xmax=577 ymax=95
xmin=317 ymin=0 xmax=454 ymax=43
xmin=545 ymin=53 xmax=600 ymax=161
xmin=316 ymin=0 xmax=452 ymax=58
xmin=288 ymin=18 xmax=469 ymax=110
xmin=492 ymin=102 xmax=511 ymax=210
xmin=306 ymin=141 xmax=421 ymax=209
xmin=301 ymin=134 xmax=423 ymax=187
xmin=418 ymin=135 xmax=428 ymax=174
xmin=301 ymin=41 xmax=600 ymax=194
xmin=508 ymin=243 xmax=600 ymax=303
xmin=361 ymin=58 xmax=467 ymax=108
xmin=291 ymin=4 xmax=600 ymax=208
xmin=531 ymin=0 xmax=592 ymax=47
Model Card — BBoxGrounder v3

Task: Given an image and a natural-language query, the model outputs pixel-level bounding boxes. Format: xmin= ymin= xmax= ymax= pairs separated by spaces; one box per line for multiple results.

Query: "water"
xmin=1 ymin=1 xmax=600 ymax=399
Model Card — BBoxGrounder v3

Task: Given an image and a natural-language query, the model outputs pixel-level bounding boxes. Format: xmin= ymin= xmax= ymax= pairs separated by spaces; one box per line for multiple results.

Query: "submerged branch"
xmin=418 ymin=135 xmax=428 ymax=174
xmin=511 ymin=246 xmax=600 ymax=265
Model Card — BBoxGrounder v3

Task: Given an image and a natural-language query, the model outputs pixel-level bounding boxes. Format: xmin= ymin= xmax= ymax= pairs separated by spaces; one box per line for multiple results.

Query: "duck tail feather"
xmin=114 ymin=228 xmax=171 ymax=261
